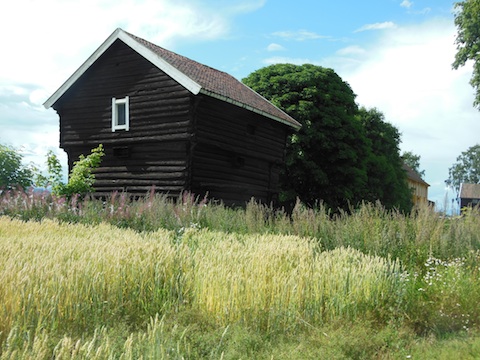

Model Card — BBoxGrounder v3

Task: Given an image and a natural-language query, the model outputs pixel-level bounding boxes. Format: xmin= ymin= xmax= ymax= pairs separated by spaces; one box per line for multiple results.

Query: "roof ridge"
xmin=124 ymin=30 xmax=223 ymax=74
xmin=44 ymin=28 xmax=301 ymax=129
xmin=123 ymin=30 xmax=301 ymax=129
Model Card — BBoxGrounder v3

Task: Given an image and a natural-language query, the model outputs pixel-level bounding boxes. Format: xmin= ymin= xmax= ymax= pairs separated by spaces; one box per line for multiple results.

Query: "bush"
xmin=0 ymin=143 xmax=35 ymax=190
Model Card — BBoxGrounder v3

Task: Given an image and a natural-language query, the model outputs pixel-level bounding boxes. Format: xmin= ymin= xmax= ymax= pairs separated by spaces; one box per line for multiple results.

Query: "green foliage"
xmin=61 ymin=144 xmax=104 ymax=198
xmin=243 ymin=64 xmax=369 ymax=210
xmin=446 ymin=143 xmax=480 ymax=195
xmin=453 ymin=0 xmax=480 ymax=109
xmin=0 ymin=143 xmax=35 ymax=190
xmin=402 ymin=150 xmax=426 ymax=178
xmin=35 ymin=150 xmax=64 ymax=194
xmin=243 ymin=65 xmax=413 ymax=212
xmin=36 ymin=145 xmax=104 ymax=198
xmin=359 ymin=107 xmax=413 ymax=212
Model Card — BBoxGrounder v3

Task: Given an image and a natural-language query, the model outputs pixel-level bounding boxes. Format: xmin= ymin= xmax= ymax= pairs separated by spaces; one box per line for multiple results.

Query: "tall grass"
xmin=0 ymin=218 xmax=184 ymax=343
xmin=2 ymin=189 xmax=480 ymax=357
xmin=3 ymin=189 xmax=480 ymax=266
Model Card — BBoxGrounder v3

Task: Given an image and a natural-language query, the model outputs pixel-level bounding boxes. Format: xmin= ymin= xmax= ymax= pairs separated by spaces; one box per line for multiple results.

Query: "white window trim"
xmin=112 ymin=96 xmax=129 ymax=132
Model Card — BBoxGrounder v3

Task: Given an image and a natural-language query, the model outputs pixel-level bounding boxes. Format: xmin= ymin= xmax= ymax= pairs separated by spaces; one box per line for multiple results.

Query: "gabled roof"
xmin=402 ymin=163 xmax=429 ymax=186
xmin=44 ymin=28 xmax=301 ymax=130
xmin=459 ymin=183 xmax=480 ymax=199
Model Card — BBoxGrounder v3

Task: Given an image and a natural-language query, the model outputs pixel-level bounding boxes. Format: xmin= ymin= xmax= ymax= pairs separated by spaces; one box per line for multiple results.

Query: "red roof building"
xmin=44 ymin=29 xmax=300 ymax=204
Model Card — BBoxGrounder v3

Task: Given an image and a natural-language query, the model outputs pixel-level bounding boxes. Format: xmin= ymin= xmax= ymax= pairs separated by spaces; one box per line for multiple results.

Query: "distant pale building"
xmin=403 ymin=164 xmax=429 ymax=206
xmin=459 ymin=183 xmax=480 ymax=209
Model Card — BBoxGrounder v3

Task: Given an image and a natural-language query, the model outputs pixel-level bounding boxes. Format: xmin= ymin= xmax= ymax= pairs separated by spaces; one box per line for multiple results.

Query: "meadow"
xmin=1 ymin=189 xmax=480 ymax=359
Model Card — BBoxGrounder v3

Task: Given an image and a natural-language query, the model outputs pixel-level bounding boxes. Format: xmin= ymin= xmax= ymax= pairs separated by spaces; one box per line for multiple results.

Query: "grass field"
xmin=1 ymin=190 xmax=480 ymax=358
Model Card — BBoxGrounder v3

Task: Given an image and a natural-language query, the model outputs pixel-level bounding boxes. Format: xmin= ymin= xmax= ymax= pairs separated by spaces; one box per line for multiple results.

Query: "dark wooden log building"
xmin=44 ymin=28 xmax=301 ymax=205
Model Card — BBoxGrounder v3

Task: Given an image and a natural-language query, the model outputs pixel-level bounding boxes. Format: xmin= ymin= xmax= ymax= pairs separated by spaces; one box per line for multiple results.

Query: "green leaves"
xmin=446 ymin=144 xmax=480 ymax=195
xmin=244 ymin=64 xmax=368 ymax=210
xmin=358 ymin=107 xmax=412 ymax=212
xmin=244 ymin=65 xmax=412 ymax=212
xmin=61 ymin=144 xmax=105 ymax=198
xmin=36 ymin=144 xmax=105 ymax=199
xmin=0 ymin=144 xmax=35 ymax=190
xmin=453 ymin=0 xmax=480 ymax=109
xmin=402 ymin=151 xmax=425 ymax=179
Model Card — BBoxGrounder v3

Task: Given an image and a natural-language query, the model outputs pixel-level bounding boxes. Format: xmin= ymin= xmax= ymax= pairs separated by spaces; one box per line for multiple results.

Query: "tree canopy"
xmin=244 ymin=64 xmax=369 ymax=210
xmin=243 ymin=64 xmax=413 ymax=212
xmin=402 ymin=151 xmax=425 ymax=179
xmin=358 ymin=108 xmax=412 ymax=212
xmin=446 ymin=144 xmax=480 ymax=195
xmin=453 ymin=0 xmax=480 ymax=109
xmin=0 ymin=144 xmax=35 ymax=190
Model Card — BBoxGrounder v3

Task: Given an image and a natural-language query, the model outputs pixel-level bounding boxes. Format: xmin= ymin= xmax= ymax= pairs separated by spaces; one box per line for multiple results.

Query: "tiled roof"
xmin=124 ymin=31 xmax=301 ymax=129
xmin=402 ymin=163 xmax=429 ymax=186
xmin=44 ymin=29 xmax=301 ymax=130
xmin=460 ymin=183 xmax=480 ymax=199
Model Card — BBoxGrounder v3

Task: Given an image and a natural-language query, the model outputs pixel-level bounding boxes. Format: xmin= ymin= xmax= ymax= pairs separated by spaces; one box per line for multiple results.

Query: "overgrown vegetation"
xmin=0 ymin=143 xmax=35 ymax=190
xmin=35 ymin=144 xmax=105 ymax=199
xmin=1 ymin=191 xmax=480 ymax=358
xmin=243 ymin=64 xmax=414 ymax=212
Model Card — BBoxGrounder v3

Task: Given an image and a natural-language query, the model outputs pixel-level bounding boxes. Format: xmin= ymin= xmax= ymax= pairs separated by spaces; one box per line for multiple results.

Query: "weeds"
xmin=1 ymin=189 xmax=480 ymax=358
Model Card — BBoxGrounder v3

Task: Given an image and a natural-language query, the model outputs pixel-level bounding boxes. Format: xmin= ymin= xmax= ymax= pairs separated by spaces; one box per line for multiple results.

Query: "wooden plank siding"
xmin=191 ymin=96 xmax=288 ymax=205
xmin=53 ymin=40 xmax=194 ymax=196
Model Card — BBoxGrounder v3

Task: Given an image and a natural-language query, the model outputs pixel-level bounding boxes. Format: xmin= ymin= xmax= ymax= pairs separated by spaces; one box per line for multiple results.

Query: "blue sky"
xmin=1 ymin=0 xmax=478 ymax=212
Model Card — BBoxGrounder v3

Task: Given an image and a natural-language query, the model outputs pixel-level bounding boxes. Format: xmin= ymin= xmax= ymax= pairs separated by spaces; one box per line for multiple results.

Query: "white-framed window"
xmin=112 ymin=96 xmax=129 ymax=132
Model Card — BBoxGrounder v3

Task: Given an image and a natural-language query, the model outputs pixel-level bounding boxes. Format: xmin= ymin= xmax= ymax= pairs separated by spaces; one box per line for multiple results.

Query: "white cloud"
xmin=267 ymin=43 xmax=286 ymax=52
xmin=272 ymin=30 xmax=329 ymax=41
xmin=0 ymin=0 xmax=251 ymax=172
xmin=336 ymin=18 xmax=480 ymax=208
xmin=262 ymin=18 xmax=480 ymax=209
xmin=336 ymin=45 xmax=367 ymax=56
xmin=354 ymin=21 xmax=397 ymax=33
xmin=400 ymin=0 xmax=413 ymax=9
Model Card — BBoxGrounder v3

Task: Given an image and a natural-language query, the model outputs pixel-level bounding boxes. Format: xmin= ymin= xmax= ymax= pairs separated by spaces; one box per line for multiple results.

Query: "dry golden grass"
xmin=0 ymin=216 xmax=181 ymax=343
xmin=2 ymin=212 xmax=479 ymax=358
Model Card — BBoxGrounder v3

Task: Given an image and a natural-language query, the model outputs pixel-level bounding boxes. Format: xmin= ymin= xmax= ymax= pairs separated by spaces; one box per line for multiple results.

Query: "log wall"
xmin=191 ymin=96 xmax=288 ymax=205
xmin=54 ymin=40 xmax=193 ymax=196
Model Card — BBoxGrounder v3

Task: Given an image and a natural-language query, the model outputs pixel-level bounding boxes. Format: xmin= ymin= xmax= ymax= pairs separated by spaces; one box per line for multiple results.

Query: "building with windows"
xmin=44 ymin=28 xmax=301 ymax=205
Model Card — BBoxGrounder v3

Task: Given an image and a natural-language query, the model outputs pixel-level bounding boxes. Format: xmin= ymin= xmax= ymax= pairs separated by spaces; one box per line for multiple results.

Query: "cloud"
xmin=267 ymin=43 xmax=286 ymax=52
xmin=0 ymin=0 xmax=250 ymax=172
xmin=412 ymin=7 xmax=432 ymax=15
xmin=336 ymin=45 xmax=367 ymax=56
xmin=272 ymin=30 xmax=330 ymax=41
xmin=262 ymin=18 xmax=480 ymax=208
xmin=400 ymin=0 xmax=413 ymax=9
xmin=335 ymin=18 xmax=480 ymax=208
xmin=354 ymin=21 xmax=397 ymax=33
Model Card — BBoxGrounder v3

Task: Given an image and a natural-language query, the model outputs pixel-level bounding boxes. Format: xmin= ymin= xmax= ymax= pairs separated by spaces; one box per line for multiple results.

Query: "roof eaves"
xmin=43 ymin=28 xmax=202 ymax=109
xmin=460 ymin=183 xmax=480 ymax=199
xmin=44 ymin=28 xmax=124 ymax=108
xmin=200 ymin=88 xmax=301 ymax=130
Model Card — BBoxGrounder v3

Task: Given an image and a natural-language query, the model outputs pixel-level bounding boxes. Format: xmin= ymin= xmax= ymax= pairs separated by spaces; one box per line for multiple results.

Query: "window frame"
xmin=112 ymin=96 xmax=129 ymax=132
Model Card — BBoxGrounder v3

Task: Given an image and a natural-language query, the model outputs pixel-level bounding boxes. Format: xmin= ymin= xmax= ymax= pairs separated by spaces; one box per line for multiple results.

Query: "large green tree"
xmin=446 ymin=144 xmax=480 ymax=195
xmin=453 ymin=0 xmax=480 ymax=109
xmin=358 ymin=108 xmax=412 ymax=212
xmin=243 ymin=64 xmax=369 ymax=210
xmin=0 ymin=144 xmax=35 ymax=190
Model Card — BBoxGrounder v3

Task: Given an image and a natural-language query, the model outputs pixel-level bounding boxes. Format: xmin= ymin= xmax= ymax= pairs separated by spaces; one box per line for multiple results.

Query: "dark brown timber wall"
xmin=53 ymin=40 xmax=193 ymax=196
xmin=191 ymin=95 xmax=288 ymax=205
